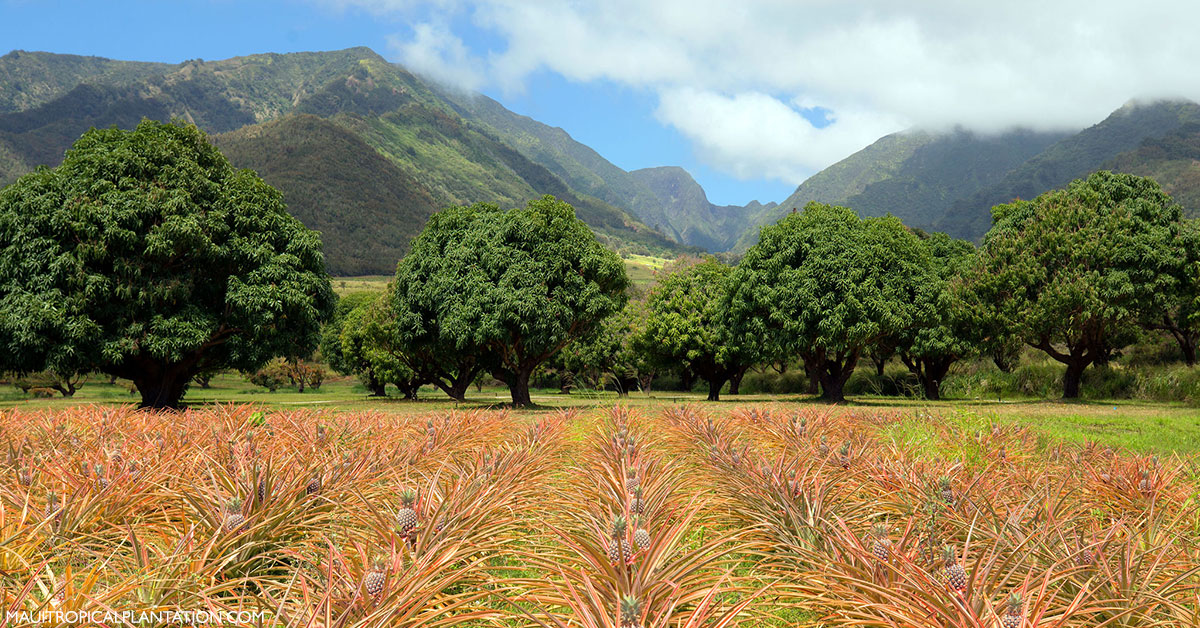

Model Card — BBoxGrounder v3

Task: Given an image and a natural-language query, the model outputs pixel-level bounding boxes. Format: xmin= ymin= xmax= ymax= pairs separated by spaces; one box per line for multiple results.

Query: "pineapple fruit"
xmin=223 ymin=499 xmax=248 ymax=534
xmin=634 ymin=518 xmax=651 ymax=551
xmin=1000 ymin=592 xmax=1023 ymax=628
xmin=363 ymin=558 xmax=387 ymax=600
xmin=619 ymin=595 xmax=642 ymax=628
xmin=397 ymin=490 xmax=419 ymax=538
xmin=306 ymin=472 xmax=321 ymax=496
xmin=870 ymin=523 xmax=891 ymax=562
xmin=625 ymin=470 xmax=639 ymax=493
xmin=607 ymin=516 xmax=633 ymax=565
xmin=630 ymin=487 xmax=645 ymax=515
xmin=943 ymin=545 xmax=966 ymax=592
xmin=939 ymin=477 xmax=955 ymax=504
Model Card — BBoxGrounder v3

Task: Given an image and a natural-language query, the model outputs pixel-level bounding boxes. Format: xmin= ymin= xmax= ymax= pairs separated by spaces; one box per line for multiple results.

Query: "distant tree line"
xmin=2 ymin=118 xmax=1196 ymax=408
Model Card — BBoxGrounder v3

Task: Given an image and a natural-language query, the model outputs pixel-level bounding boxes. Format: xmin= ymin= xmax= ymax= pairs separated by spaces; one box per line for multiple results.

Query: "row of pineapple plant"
xmin=660 ymin=404 xmax=1200 ymax=627
xmin=0 ymin=405 xmax=554 ymax=625
xmin=509 ymin=406 xmax=765 ymax=628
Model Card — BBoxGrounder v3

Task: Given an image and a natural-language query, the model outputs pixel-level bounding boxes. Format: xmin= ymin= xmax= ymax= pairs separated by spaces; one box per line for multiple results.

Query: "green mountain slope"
xmin=437 ymin=90 xmax=666 ymax=223
xmin=628 ymin=166 xmax=774 ymax=251
xmin=0 ymin=47 xmax=690 ymax=273
xmin=0 ymin=50 xmax=173 ymax=113
xmin=1103 ymin=122 xmax=1200 ymax=216
xmin=734 ymin=127 xmax=1065 ymax=251
xmin=214 ymin=114 xmax=439 ymax=276
xmin=936 ymin=99 xmax=1200 ymax=238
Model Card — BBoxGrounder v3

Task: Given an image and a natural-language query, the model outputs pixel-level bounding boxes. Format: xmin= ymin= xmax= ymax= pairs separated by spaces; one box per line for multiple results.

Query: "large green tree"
xmin=956 ymin=171 xmax=1186 ymax=398
xmin=392 ymin=196 xmax=627 ymax=406
xmin=0 ymin=120 xmax=334 ymax=409
xmin=340 ymin=289 xmax=424 ymax=399
xmin=896 ymin=233 xmax=977 ymax=400
xmin=1146 ymin=218 xmax=1200 ymax=366
xmin=727 ymin=203 xmax=935 ymax=402
xmin=558 ymin=297 xmax=656 ymax=395
xmin=320 ymin=292 xmax=383 ymax=394
xmin=639 ymin=258 xmax=754 ymax=401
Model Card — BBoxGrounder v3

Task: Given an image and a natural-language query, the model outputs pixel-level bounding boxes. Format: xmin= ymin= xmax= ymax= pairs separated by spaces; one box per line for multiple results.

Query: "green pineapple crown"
xmin=619 ymin=595 xmax=642 ymax=623
xmin=939 ymin=476 xmax=951 ymax=489
xmin=611 ymin=515 xmax=628 ymax=538
xmin=226 ymin=498 xmax=242 ymax=512
xmin=1006 ymin=592 xmax=1022 ymax=612
xmin=872 ymin=523 xmax=889 ymax=539
xmin=400 ymin=490 xmax=416 ymax=507
xmin=942 ymin=544 xmax=957 ymax=563
xmin=839 ymin=442 xmax=851 ymax=456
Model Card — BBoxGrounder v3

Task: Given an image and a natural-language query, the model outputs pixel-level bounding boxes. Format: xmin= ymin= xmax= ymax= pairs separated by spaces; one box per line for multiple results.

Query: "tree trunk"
xmin=366 ymin=373 xmax=387 ymax=397
xmin=872 ymin=354 xmax=886 ymax=377
xmin=819 ymin=373 xmax=846 ymax=403
xmin=680 ymin=367 xmax=695 ymax=392
xmin=801 ymin=353 xmax=821 ymax=395
xmin=1063 ymin=360 xmax=1086 ymax=399
xmin=728 ymin=365 xmax=747 ymax=395
xmin=815 ymin=348 xmax=860 ymax=403
xmin=1184 ymin=339 xmax=1197 ymax=368
xmin=509 ymin=365 xmax=535 ymax=407
xmin=706 ymin=376 xmax=728 ymax=402
xmin=132 ymin=368 xmax=192 ymax=410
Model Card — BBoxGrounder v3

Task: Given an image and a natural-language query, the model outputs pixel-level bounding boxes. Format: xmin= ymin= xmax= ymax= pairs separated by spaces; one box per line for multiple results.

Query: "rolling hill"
xmin=0 ymin=47 xmax=692 ymax=274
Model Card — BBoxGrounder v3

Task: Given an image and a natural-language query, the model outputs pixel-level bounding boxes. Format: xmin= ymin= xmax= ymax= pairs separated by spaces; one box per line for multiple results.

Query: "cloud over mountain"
xmin=323 ymin=0 xmax=1200 ymax=184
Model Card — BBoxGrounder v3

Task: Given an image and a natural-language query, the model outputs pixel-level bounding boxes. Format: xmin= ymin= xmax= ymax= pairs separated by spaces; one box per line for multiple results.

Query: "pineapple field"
xmin=1 ymin=403 xmax=1198 ymax=627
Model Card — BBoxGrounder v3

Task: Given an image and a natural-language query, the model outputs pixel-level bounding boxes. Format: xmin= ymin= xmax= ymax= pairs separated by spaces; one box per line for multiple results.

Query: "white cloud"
xmin=321 ymin=0 xmax=1200 ymax=184
xmin=387 ymin=22 xmax=485 ymax=91
xmin=656 ymin=88 xmax=905 ymax=182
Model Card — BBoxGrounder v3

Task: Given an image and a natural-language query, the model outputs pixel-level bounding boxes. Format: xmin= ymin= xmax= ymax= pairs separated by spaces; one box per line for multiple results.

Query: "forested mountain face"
xmin=0 ymin=47 xmax=691 ymax=274
xmin=1099 ymin=122 xmax=1200 ymax=218
xmin=730 ymin=99 xmax=1200 ymax=250
xmin=627 ymin=166 xmax=774 ymax=252
xmin=732 ymin=128 xmax=1069 ymax=251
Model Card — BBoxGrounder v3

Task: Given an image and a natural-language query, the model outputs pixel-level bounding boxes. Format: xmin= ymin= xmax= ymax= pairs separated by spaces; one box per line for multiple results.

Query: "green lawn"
xmin=4 ymin=372 xmax=1198 ymax=454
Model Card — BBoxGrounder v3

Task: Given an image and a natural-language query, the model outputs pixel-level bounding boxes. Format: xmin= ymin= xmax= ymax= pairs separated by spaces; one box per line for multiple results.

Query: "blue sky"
xmin=0 ymin=0 xmax=796 ymax=205
xmin=4 ymin=1 xmax=1197 ymax=207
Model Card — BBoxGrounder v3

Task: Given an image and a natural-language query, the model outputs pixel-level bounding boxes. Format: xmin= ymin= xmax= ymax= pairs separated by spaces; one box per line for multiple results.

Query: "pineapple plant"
xmin=1138 ymin=469 xmax=1154 ymax=494
xmin=397 ymin=490 xmax=419 ymax=538
xmin=630 ymin=487 xmax=645 ymax=515
xmin=619 ymin=595 xmax=642 ymax=628
xmin=363 ymin=558 xmax=387 ymax=601
xmin=1000 ymin=592 xmax=1023 ymax=628
xmin=94 ymin=464 xmax=109 ymax=490
xmin=45 ymin=491 xmax=59 ymax=522
xmin=943 ymin=545 xmax=966 ymax=592
xmin=607 ymin=516 xmax=633 ymax=565
xmin=870 ymin=523 xmax=891 ymax=562
xmin=818 ymin=436 xmax=830 ymax=458
xmin=838 ymin=442 xmax=851 ymax=469
xmin=222 ymin=499 xmax=247 ymax=534
xmin=634 ymin=519 xmax=650 ymax=551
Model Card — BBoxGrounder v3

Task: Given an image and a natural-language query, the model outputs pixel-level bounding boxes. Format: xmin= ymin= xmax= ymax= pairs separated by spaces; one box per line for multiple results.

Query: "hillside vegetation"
xmin=0 ymin=47 xmax=691 ymax=274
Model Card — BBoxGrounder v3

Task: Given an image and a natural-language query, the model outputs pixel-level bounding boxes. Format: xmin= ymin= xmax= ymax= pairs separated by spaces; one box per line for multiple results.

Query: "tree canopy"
xmin=727 ymin=203 xmax=935 ymax=402
xmin=896 ymin=232 xmax=977 ymax=399
xmin=639 ymin=257 xmax=752 ymax=401
xmin=391 ymin=195 xmax=628 ymax=406
xmin=0 ymin=119 xmax=334 ymax=408
xmin=956 ymin=170 xmax=1186 ymax=397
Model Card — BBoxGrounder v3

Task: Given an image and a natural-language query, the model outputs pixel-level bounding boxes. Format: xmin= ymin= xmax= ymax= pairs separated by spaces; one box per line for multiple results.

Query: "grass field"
xmin=4 ymin=372 xmax=1199 ymax=455
xmin=331 ymin=255 xmax=669 ymax=297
